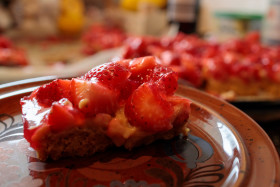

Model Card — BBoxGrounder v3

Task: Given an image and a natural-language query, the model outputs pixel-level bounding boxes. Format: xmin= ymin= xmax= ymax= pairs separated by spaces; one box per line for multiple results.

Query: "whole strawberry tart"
xmin=21 ymin=56 xmax=191 ymax=161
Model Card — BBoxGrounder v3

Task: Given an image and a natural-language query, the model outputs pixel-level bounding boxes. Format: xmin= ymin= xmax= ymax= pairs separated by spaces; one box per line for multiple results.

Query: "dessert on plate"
xmin=21 ymin=56 xmax=191 ymax=161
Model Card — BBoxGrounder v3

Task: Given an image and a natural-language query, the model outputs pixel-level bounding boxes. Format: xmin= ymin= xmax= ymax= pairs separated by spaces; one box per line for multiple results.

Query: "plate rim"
xmin=0 ymin=77 xmax=279 ymax=187
xmin=177 ymin=85 xmax=280 ymax=187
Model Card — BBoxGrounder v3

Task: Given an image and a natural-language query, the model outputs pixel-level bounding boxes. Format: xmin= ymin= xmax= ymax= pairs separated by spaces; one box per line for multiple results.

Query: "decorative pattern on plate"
xmin=0 ymin=114 xmax=44 ymax=187
xmin=1 ymin=81 xmax=279 ymax=187
xmin=0 ymin=114 xmax=22 ymax=142
xmin=0 ymin=113 xmax=226 ymax=187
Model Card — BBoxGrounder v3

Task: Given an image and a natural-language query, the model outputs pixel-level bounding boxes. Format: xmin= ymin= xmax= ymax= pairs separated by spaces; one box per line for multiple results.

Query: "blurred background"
xmin=0 ymin=0 xmax=279 ymax=154
xmin=0 ymin=0 xmax=269 ymax=39
xmin=0 ymin=0 xmax=273 ymax=80
xmin=0 ymin=0 xmax=273 ymax=69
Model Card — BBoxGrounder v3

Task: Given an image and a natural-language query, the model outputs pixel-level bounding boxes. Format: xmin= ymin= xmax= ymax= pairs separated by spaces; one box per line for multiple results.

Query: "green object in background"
xmin=214 ymin=12 xmax=263 ymax=20
xmin=213 ymin=11 xmax=264 ymax=41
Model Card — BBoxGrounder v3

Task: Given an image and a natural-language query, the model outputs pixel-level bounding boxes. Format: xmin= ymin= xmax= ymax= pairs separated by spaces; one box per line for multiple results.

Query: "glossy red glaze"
xmin=20 ymin=56 xmax=191 ymax=150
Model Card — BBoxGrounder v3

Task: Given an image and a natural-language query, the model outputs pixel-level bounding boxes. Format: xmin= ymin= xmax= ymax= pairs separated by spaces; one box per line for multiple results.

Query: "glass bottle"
xmin=167 ymin=0 xmax=200 ymax=34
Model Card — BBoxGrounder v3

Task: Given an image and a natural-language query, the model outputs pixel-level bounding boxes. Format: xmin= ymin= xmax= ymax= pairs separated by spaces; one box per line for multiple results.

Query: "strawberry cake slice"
xmin=21 ymin=56 xmax=191 ymax=161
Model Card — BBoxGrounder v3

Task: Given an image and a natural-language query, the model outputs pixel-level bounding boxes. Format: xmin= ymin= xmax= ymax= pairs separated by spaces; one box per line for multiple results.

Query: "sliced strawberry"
xmin=31 ymin=81 xmax=60 ymax=106
xmin=128 ymin=56 xmax=158 ymax=84
xmin=125 ymin=83 xmax=174 ymax=132
xmin=152 ymin=66 xmax=178 ymax=95
xmin=31 ymin=79 xmax=71 ymax=106
xmin=23 ymin=119 xmax=44 ymax=149
xmin=127 ymin=57 xmax=178 ymax=95
xmin=30 ymin=124 xmax=51 ymax=149
xmin=171 ymin=58 xmax=203 ymax=88
xmin=71 ymin=79 xmax=118 ymax=116
xmin=129 ymin=56 xmax=157 ymax=74
xmin=115 ymin=59 xmax=131 ymax=69
xmin=21 ymin=95 xmax=51 ymax=148
xmin=122 ymin=37 xmax=151 ymax=59
xmin=168 ymin=96 xmax=191 ymax=127
xmin=57 ymin=79 xmax=72 ymax=101
xmin=47 ymin=98 xmax=85 ymax=132
xmin=82 ymin=62 xmax=131 ymax=90
xmin=160 ymin=50 xmax=181 ymax=66
xmin=119 ymin=79 xmax=139 ymax=102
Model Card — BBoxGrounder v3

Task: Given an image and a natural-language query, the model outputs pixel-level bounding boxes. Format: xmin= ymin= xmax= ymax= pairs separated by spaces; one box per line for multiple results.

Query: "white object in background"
xmin=0 ymin=48 xmax=122 ymax=84
xmin=262 ymin=0 xmax=280 ymax=45
xmin=198 ymin=0 xmax=269 ymax=35
xmin=121 ymin=4 xmax=168 ymax=36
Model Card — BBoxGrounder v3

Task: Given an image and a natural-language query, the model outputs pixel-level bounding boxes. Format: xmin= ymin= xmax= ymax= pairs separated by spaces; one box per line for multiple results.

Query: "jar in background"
xmin=167 ymin=0 xmax=200 ymax=34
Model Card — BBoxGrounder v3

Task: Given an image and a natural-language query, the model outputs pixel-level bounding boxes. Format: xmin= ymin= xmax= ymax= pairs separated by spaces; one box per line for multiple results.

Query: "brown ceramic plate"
xmin=0 ymin=78 xmax=279 ymax=187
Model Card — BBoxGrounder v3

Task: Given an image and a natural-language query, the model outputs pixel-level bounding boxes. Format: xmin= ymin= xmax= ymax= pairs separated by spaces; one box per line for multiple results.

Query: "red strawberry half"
xmin=71 ymin=79 xmax=118 ymax=116
xmin=31 ymin=79 xmax=72 ymax=107
xmin=125 ymin=83 xmax=174 ymax=132
xmin=47 ymin=98 xmax=85 ymax=132
xmin=128 ymin=56 xmax=158 ymax=85
xmin=152 ymin=66 xmax=178 ymax=95
xmin=82 ymin=62 xmax=131 ymax=90
xmin=168 ymin=96 xmax=191 ymax=127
